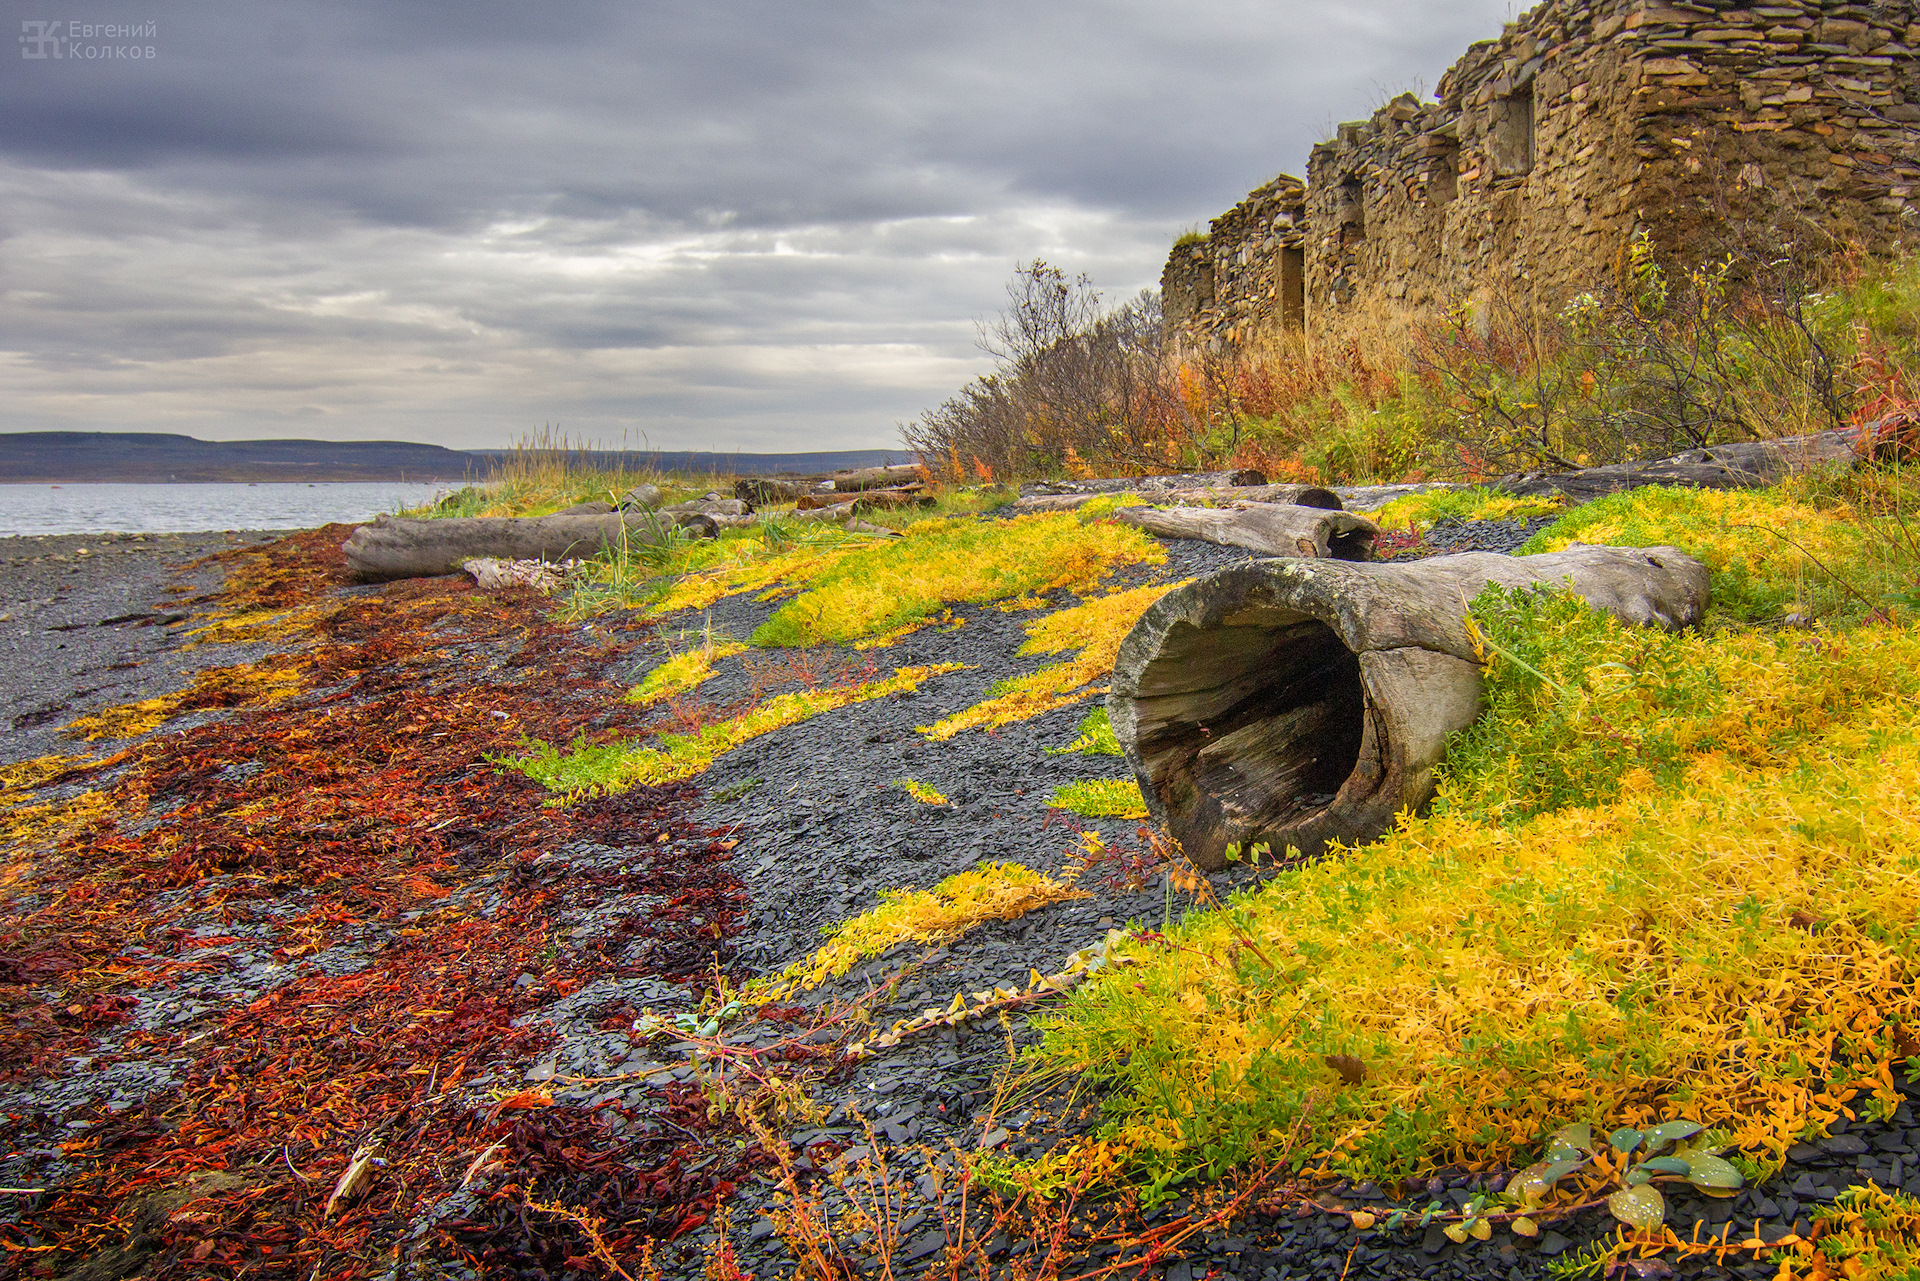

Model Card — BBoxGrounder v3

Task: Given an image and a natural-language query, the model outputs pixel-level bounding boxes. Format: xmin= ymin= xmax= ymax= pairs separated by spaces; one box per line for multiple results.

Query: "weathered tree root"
xmin=1107 ymin=546 xmax=1710 ymax=869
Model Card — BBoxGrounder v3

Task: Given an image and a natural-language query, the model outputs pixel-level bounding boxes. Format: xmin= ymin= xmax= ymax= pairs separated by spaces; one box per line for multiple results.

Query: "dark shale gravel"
xmin=1 ymin=531 xmax=285 ymax=763
xmin=8 ymin=519 xmax=1916 ymax=1281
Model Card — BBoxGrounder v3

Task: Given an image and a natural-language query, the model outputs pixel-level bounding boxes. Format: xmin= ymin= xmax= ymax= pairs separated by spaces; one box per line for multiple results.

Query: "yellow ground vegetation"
xmin=644 ymin=542 xmax=859 ymax=618
xmin=514 ymin=664 xmax=964 ymax=796
xmin=921 ymin=580 xmax=1185 ymax=741
xmin=186 ymin=602 xmax=336 ymax=648
xmin=1020 ymin=481 xmax=1920 ymax=1229
xmin=751 ymin=514 xmax=1164 ymax=647
xmin=62 ymin=658 xmax=312 ymax=742
xmin=0 ymin=790 xmax=116 ymax=861
xmin=0 ymin=753 xmax=87 ymax=797
xmin=897 ymin=779 xmax=950 ymax=806
xmin=1363 ymin=487 xmax=1566 ymax=532
xmin=1048 ymin=779 xmax=1148 ymax=820
xmin=626 ymin=638 xmax=748 ymax=707
xmin=766 ymin=861 xmax=1089 ymax=995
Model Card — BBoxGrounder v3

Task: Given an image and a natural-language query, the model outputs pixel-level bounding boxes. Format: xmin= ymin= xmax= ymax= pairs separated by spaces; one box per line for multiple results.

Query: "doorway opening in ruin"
xmin=1494 ymin=86 xmax=1535 ymax=176
xmin=1427 ymin=138 xmax=1460 ymax=204
xmin=1339 ymin=175 xmax=1366 ymax=239
xmin=1280 ymin=247 xmax=1305 ymax=328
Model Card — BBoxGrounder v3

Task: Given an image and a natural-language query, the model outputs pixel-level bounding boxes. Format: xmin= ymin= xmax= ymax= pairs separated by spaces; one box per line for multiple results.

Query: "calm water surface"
xmin=0 ymin=482 xmax=459 ymax=537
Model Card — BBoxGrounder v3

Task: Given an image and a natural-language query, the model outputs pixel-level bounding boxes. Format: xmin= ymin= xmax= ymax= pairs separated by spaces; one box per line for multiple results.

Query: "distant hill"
xmin=461 ymin=448 xmax=911 ymax=477
xmin=0 ymin=433 xmax=911 ymax=483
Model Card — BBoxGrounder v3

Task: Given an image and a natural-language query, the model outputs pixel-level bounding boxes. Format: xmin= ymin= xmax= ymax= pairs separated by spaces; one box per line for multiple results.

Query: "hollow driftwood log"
xmin=1018 ymin=468 xmax=1268 ymax=497
xmin=342 ymin=511 xmax=711 ymax=581
xmin=1011 ymin=484 xmax=1342 ymax=515
xmin=1107 ymin=545 xmax=1710 ymax=869
xmin=1110 ymin=503 xmax=1379 ymax=560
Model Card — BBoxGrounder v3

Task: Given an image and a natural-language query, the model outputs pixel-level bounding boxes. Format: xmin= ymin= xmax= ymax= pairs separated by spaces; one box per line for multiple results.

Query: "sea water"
xmin=0 ymin=481 xmax=459 ymax=537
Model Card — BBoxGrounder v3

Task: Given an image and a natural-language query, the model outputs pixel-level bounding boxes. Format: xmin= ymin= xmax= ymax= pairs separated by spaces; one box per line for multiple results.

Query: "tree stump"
xmin=1107 ymin=546 xmax=1710 ymax=869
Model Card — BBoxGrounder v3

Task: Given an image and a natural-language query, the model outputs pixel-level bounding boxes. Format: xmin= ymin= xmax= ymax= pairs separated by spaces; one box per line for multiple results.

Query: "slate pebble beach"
xmin=2 ymin=517 xmax=1914 ymax=1281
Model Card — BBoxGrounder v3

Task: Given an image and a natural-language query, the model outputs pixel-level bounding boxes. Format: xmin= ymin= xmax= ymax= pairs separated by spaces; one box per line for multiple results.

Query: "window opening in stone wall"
xmin=1493 ymin=86 xmax=1535 ymax=177
xmin=1280 ymin=246 xmax=1306 ymax=328
xmin=1427 ymin=138 xmax=1460 ymax=204
xmin=1339 ymin=175 xmax=1366 ymax=239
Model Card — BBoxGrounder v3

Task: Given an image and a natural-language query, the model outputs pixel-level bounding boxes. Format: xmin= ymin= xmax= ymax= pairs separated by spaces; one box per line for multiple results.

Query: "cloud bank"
xmin=1 ymin=0 xmax=1515 ymax=450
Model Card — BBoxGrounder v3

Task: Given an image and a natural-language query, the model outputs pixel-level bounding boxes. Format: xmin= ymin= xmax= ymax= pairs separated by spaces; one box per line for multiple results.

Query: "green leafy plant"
xmin=897 ymin=779 xmax=950 ymax=806
xmin=1048 ymin=706 xmax=1123 ymax=757
xmin=1508 ymin=1119 xmax=1743 ymax=1236
xmin=1047 ymin=778 xmax=1148 ymax=820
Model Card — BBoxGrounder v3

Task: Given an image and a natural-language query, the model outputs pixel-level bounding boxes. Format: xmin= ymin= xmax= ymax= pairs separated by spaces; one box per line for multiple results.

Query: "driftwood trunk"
xmin=1110 ymin=503 xmax=1378 ymax=560
xmin=832 ymin=464 xmax=925 ymax=492
xmin=736 ymin=477 xmax=816 ymax=503
xmin=342 ymin=511 xmax=708 ymax=581
xmin=1107 ymin=546 xmax=1710 ymax=869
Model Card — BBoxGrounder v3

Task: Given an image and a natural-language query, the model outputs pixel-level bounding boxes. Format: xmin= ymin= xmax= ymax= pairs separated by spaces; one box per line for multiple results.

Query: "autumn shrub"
xmin=903 ymin=261 xmax=1194 ymax=481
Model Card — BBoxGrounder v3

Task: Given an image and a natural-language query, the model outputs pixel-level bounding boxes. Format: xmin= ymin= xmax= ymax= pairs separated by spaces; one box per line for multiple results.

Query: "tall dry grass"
xmin=411 ymin=426 xmax=671 ymax=519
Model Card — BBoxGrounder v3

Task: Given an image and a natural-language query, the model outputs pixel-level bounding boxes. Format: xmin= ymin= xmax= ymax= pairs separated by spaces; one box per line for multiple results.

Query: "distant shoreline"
xmin=1 ymin=430 xmax=908 ymax=484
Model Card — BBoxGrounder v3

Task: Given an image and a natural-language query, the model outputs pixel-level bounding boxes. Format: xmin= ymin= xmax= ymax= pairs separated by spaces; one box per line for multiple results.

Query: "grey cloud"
xmin=1 ymin=0 xmax=1513 ymax=449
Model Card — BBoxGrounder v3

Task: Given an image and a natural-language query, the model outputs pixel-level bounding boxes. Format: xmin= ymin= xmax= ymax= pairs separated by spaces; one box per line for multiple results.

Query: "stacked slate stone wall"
xmin=1160 ymin=175 xmax=1307 ymax=348
xmin=1165 ymin=0 xmax=1920 ymax=351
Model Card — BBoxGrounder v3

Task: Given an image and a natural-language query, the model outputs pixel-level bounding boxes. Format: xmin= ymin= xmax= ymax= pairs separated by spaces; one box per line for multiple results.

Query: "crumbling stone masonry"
xmin=1163 ymin=0 xmax=1920 ymax=349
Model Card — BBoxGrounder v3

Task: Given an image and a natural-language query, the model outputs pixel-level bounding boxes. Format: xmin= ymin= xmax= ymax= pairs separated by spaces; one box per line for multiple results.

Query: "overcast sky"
xmin=2 ymin=0 xmax=1515 ymax=452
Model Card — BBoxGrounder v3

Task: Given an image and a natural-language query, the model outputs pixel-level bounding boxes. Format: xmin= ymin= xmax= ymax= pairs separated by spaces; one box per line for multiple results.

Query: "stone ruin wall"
xmin=1165 ymin=0 xmax=1920 ymax=351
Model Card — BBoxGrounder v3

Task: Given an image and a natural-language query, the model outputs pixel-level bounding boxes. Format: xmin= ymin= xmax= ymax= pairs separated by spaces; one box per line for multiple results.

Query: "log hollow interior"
xmin=1131 ymin=614 xmax=1366 ymax=857
xmin=1324 ymin=525 xmax=1374 ymax=560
